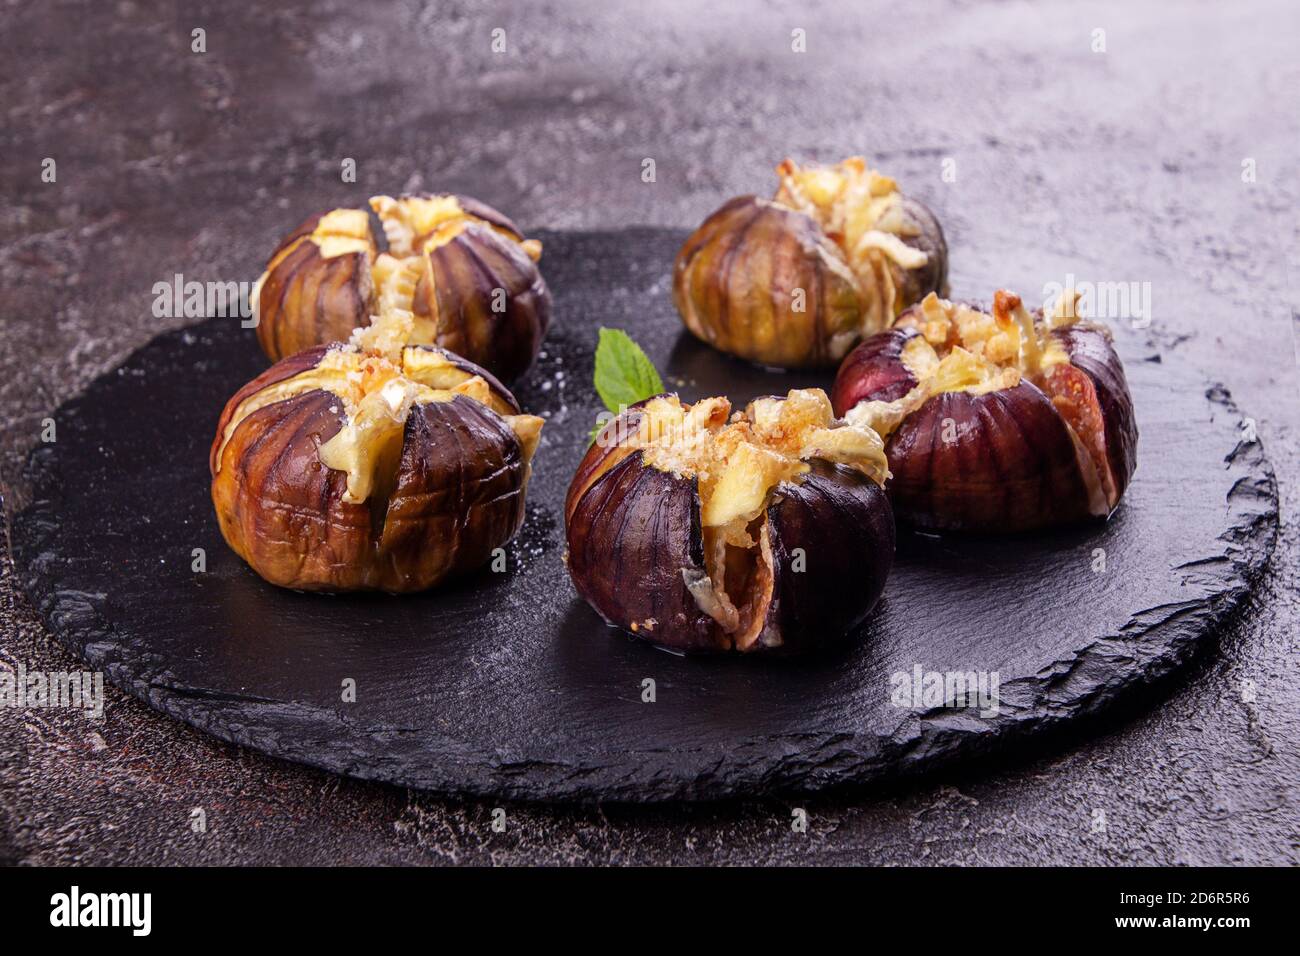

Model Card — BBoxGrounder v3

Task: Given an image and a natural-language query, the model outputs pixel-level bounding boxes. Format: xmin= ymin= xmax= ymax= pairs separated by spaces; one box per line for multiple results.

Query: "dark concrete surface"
xmin=1 ymin=0 xmax=1297 ymax=864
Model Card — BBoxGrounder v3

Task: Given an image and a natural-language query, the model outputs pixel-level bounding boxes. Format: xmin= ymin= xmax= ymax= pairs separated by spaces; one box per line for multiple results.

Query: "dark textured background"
xmin=1 ymin=0 xmax=1297 ymax=864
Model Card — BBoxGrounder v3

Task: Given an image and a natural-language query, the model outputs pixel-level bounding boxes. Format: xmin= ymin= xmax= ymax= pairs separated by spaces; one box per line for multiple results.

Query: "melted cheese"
xmin=847 ymin=291 xmax=1081 ymax=437
xmin=215 ymin=344 xmax=542 ymax=504
xmin=632 ymin=388 xmax=888 ymax=532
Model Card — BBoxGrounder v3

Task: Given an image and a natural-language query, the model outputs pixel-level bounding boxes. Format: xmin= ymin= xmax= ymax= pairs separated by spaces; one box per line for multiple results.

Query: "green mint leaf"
xmin=593 ymin=327 xmax=664 ymax=415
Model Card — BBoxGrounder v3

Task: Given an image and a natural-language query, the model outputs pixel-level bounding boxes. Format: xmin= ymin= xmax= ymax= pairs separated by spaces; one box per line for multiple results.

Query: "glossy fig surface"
xmin=210 ymin=320 xmax=543 ymax=593
xmin=565 ymin=389 xmax=894 ymax=654
xmin=673 ymin=157 xmax=948 ymax=369
xmin=253 ymin=194 xmax=550 ymax=382
xmin=832 ymin=290 xmax=1139 ymax=533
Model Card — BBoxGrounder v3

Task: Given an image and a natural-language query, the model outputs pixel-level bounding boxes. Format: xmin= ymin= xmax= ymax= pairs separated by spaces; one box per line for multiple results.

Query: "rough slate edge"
xmin=9 ymin=322 xmax=1280 ymax=807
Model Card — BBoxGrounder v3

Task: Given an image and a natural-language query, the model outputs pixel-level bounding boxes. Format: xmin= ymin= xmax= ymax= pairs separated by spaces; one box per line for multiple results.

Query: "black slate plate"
xmin=11 ymin=229 xmax=1278 ymax=802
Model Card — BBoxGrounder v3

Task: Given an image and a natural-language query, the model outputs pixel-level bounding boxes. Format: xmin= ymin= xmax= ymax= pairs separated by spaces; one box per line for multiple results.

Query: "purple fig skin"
xmin=885 ymin=385 xmax=1094 ymax=533
xmin=673 ymin=196 xmax=864 ymax=369
xmin=210 ymin=344 xmax=336 ymax=472
xmin=1052 ymin=324 xmax=1139 ymax=503
xmin=414 ymin=222 xmax=552 ymax=384
xmin=566 ymin=450 xmax=724 ymax=652
xmin=564 ymin=407 xmax=896 ymax=654
xmin=564 ymin=405 xmax=648 ymax=523
xmin=255 ymin=214 xmax=375 ymax=362
xmin=831 ymin=327 xmax=921 ymax=414
xmin=376 ymin=395 xmax=531 ymax=586
xmin=760 ymin=461 xmax=894 ymax=654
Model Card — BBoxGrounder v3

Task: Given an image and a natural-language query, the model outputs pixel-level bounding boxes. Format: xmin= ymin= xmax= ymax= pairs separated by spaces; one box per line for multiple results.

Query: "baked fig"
xmin=565 ymin=388 xmax=894 ymax=654
xmin=210 ymin=312 xmax=544 ymax=592
xmin=252 ymin=193 xmax=550 ymax=382
xmin=673 ymin=157 xmax=948 ymax=369
xmin=831 ymin=290 xmax=1138 ymax=533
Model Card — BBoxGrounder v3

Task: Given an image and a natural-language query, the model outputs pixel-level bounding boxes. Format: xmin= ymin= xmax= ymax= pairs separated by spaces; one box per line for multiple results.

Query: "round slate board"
xmin=11 ymin=229 xmax=1278 ymax=802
